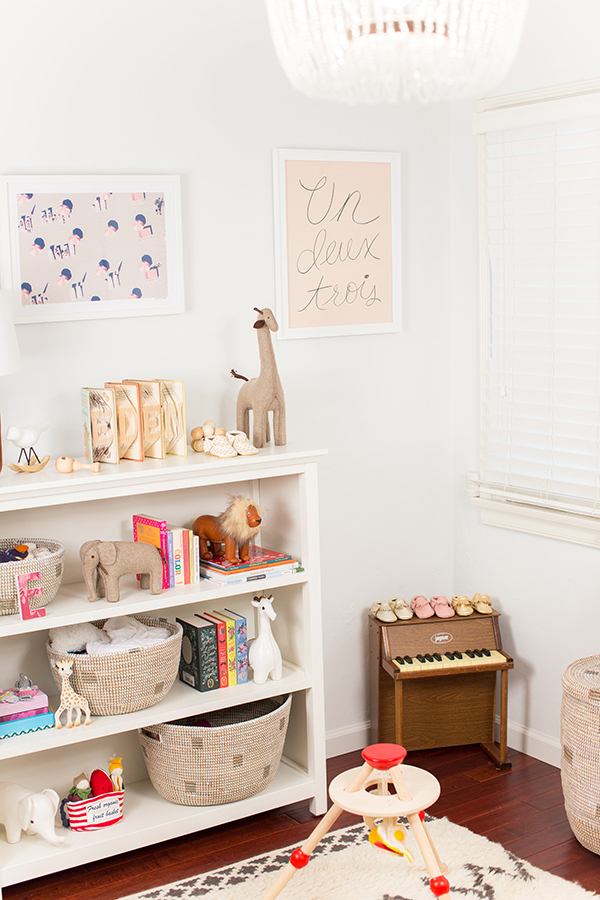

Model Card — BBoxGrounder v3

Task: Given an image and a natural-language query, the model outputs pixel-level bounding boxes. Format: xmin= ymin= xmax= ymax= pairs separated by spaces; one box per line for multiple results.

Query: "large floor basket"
xmin=47 ymin=616 xmax=182 ymax=715
xmin=139 ymin=694 xmax=292 ymax=806
xmin=561 ymin=655 xmax=600 ymax=854
xmin=0 ymin=538 xmax=64 ymax=616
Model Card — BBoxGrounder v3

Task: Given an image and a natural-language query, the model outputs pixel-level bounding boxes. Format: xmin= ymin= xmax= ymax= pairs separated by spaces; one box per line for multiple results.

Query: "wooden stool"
xmin=261 ymin=743 xmax=450 ymax=900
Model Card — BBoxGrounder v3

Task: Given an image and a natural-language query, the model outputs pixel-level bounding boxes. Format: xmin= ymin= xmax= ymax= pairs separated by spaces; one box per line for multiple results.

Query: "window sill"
xmin=466 ymin=475 xmax=600 ymax=548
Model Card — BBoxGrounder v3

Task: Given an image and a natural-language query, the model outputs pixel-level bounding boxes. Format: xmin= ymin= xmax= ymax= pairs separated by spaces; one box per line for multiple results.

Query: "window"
xmin=470 ymin=80 xmax=600 ymax=546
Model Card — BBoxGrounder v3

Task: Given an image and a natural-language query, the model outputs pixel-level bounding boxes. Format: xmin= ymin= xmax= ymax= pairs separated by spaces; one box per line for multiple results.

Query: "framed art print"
xmin=273 ymin=149 xmax=401 ymax=339
xmin=1 ymin=175 xmax=184 ymax=323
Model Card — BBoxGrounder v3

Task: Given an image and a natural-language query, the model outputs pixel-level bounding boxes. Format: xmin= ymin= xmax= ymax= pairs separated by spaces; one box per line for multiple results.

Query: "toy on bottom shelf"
xmin=51 ymin=659 xmax=91 ymax=729
xmin=61 ymin=759 xmax=125 ymax=832
xmin=0 ymin=782 xmax=65 ymax=845
xmin=0 ymin=676 xmax=54 ymax=739
xmin=248 ymin=594 xmax=282 ymax=685
xmin=192 ymin=495 xmax=263 ymax=565
xmin=80 ymin=539 xmax=164 ymax=603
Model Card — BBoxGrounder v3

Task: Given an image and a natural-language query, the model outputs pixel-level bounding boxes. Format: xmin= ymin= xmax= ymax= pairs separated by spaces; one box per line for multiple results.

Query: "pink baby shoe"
xmin=430 ymin=596 xmax=455 ymax=618
xmin=410 ymin=595 xmax=435 ymax=619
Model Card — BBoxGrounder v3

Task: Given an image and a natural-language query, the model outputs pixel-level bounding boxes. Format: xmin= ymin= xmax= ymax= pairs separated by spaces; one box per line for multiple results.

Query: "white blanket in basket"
xmin=86 ymin=616 xmax=171 ymax=655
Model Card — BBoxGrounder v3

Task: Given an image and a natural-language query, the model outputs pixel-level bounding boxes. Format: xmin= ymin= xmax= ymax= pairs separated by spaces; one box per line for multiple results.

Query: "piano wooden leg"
xmin=480 ymin=669 xmax=511 ymax=769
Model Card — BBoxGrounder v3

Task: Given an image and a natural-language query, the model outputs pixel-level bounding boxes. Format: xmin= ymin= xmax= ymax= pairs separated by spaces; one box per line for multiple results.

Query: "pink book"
xmin=132 ymin=514 xmax=170 ymax=589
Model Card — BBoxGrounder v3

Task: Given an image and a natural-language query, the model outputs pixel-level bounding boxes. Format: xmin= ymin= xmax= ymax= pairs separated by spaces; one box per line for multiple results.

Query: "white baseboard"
xmin=326 ymin=722 xmax=371 ymax=758
xmin=501 ymin=718 xmax=561 ymax=769
xmin=328 ymin=719 xmax=562 ymax=770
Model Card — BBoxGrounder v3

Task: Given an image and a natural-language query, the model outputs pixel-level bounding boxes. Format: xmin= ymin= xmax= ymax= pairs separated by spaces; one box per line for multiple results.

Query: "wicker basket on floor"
xmin=561 ymin=655 xmax=600 ymax=854
xmin=138 ymin=694 xmax=292 ymax=806
xmin=0 ymin=538 xmax=64 ymax=616
xmin=46 ymin=616 xmax=182 ymax=715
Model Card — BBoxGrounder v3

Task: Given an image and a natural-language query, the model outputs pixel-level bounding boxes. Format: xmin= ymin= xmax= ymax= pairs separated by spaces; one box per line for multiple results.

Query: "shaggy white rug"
xmin=123 ymin=819 xmax=598 ymax=900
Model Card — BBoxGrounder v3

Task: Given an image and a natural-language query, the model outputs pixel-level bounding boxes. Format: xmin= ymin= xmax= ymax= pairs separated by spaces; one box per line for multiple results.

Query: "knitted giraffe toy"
xmin=52 ymin=659 xmax=91 ymax=729
xmin=232 ymin=307 xmax=286 ymax=448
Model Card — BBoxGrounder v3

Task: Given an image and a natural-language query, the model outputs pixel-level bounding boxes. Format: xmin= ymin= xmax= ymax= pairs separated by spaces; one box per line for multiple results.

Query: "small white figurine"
xmin=248 ymin=594 xmax=282 ymax=685
xmin=6 ymin=422 xmax=49 ymax=471
xmin=0 ymin=782 xmax=65 ymax=845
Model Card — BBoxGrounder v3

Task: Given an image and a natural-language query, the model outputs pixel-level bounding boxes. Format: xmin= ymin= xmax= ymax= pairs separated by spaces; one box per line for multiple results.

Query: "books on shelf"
xmin=104 ymin=381 xmax=144 ymax=461
xmin=81 ymin=387 xmax=119 ymax=465
xmin=199 ymin=564 xmax=303 ymax=585
xmin=132 ymin=515 xmax=199 ymax=589
xmin=177 ymin=606 xmax=250 ymax=693
xmin=201 ymin=545 xmax=296 ymax=574
xmin=200 ymin=545 xmax=302 ymax=585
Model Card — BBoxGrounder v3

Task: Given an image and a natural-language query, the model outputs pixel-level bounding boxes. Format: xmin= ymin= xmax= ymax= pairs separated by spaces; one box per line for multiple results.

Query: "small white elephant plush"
xmin=0 ymin=782 xmax=65 ymax=845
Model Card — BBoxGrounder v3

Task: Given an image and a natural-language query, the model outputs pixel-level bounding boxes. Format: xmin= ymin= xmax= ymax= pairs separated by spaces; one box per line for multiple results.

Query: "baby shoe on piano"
xmin=451 ymin=595 xmax=474 ymax=616
xmin=430 ymin=596 xmax=455 ymax=618
xmin=410 ymin=595 xmax=435 ymax=619
xmin=390 ymin=598 xmax=413 ymax=620
xmin=373 ymin=601 xmax=397 ymax=622
xmin=471 ymin=593 xmax=493 ymax=614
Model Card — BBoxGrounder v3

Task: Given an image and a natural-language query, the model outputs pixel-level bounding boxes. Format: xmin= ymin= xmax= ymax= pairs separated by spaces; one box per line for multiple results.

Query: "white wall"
xmin=451 ymin=0 xmax=600 ymax=766
xmin=0 ymin=2 xmax=455 ymax=755
xmin=3 ymin=0 xmax=594 ymax=766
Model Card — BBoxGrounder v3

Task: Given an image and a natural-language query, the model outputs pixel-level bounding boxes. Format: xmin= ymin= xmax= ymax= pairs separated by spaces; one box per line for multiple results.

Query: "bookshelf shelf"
xmin=0 ymin=447 xmax=327 ymax=894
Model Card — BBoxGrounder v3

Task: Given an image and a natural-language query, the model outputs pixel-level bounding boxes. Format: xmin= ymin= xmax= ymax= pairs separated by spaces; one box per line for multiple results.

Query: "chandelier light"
xmin=264 ymin=0 xmax=530 ymax=104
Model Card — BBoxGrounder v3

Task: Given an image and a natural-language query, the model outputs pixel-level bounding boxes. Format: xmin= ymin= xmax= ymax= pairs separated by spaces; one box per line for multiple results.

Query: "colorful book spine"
xmin=182 ymin=529 xmax=190 ymax=584
xmin=224 ymin=609 xmax=248 ymax=684
xmin=176 ymin=615 xmax=218 ymax=692
xmin=211 ymin=612 xmax=237 ymax=686
xmin=194 ymin=535 xmax=200 ymax=582
xmin=167 ymin=531 xmax=174 ymax=588
xmin=132 ymin=515 xmax=170 ymax=589
xmin=167 ymin=525 xmax=185 ymax=586
xmin=201 ymin=613 xmax=229 ymax=687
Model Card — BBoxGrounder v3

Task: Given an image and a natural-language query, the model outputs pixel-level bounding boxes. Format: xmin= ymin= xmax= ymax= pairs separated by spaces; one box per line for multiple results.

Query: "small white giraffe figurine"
xmin=248 ymin=594 xmax=282 ymax=685
xmin=52 ymin=659 xmax=91 ymax=729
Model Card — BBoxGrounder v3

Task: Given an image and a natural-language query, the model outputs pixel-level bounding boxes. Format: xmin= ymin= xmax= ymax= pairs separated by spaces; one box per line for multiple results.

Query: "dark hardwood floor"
xmin=5 ymin=744 xmax=600 ymax=900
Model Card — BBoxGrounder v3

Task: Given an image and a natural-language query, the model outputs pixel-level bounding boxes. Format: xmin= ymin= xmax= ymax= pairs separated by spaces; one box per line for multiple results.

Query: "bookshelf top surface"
xmin=0 ymin=444 xmax=327 ymax=512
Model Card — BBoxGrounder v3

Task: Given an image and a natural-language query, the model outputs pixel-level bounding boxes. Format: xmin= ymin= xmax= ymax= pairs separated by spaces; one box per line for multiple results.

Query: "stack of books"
xmin=177 ymin=610 xmax=249 ymax=692
xmin=200 ymin=545 xmax=302 ymax=585
xmin=133 ymin=514 xmax=200 ymax=589
xmin=0 ymin=690 xmax=54 ymax=740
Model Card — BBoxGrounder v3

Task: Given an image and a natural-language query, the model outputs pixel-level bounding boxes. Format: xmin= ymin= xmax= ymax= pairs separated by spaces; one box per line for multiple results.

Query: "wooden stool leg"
xmin=389 ymin=767 xmax=450 ymax=898
xmin=260 ymin=762 xmax=374 ymax=900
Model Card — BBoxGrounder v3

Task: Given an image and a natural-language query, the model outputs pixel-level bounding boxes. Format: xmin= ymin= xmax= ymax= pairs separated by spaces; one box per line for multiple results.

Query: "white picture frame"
xmin=273 ymin=149 xmax=402 ymax=339
xmin=1 ymin=174 xmax=184 ymax=323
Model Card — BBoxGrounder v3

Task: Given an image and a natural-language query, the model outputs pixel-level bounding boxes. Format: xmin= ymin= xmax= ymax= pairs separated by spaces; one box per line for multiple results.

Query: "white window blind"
xmin=475 ymin=83 xmax=600 ymax=523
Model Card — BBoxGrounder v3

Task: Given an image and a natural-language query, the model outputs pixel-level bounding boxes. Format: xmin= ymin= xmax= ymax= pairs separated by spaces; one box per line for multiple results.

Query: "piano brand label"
xmin=430 ymin=632 xmax=453 ymax=645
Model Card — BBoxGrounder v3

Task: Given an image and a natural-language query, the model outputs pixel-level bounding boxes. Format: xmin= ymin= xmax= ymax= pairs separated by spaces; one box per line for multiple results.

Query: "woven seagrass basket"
xmin=0 ymin=538 xmax=64 ymax=616
xmin=46 ymin=616 xmax=182 ymax=715
xmin=138 ymin=693 xmax=292 ymax=806
xmin=561 ymin=655 xmax=600 ymax=854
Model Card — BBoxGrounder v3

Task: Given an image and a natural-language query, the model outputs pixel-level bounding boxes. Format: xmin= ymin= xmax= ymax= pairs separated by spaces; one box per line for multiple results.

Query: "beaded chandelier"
xmin=264 ymin=0 xmax=529 ymax=104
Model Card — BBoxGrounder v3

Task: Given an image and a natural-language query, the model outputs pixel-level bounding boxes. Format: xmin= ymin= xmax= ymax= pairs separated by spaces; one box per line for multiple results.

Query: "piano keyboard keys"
xmin=392 ymin=648 xmax=506 ymax=673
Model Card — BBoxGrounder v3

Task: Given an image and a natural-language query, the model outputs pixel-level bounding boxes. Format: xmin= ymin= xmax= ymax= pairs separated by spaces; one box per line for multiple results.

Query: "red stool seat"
xmin=362 ymin=743 xmax=407 ymax=770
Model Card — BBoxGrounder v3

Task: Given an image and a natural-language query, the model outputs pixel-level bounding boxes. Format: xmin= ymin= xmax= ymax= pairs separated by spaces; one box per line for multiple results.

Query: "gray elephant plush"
xmin=80 ymin=540 xmax=163 ymax=604
xmin=0 ymin=782 xmax=65 ymax=845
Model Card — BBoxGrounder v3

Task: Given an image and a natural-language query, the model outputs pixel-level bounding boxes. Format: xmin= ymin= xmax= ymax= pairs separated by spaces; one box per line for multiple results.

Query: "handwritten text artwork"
xmin=15 ymin=191 xmax=168 ymax=308
xmin=277 ymin=152 xmax=401 ymax=337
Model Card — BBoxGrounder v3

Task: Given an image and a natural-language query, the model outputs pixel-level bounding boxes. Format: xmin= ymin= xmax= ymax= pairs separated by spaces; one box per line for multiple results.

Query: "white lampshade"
xmin=265 ymin=0 xmax=529 ymax=104
xmin=0 ymin=291 xmax=21 ymax=377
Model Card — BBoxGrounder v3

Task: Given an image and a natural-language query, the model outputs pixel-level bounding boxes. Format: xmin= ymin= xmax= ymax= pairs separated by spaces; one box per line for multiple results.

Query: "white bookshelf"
xmin=0 ymin=446 xmax=328 ymax=893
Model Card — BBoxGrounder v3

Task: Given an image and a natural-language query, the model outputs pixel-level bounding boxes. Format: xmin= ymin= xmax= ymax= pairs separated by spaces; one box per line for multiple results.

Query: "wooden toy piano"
xmin=369 ymin=608 xmax=514 ymax=768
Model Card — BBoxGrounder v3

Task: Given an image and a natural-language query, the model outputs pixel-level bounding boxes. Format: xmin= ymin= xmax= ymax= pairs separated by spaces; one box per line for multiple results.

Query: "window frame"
xmin=470 ymin=78 xmax=600 ymax=547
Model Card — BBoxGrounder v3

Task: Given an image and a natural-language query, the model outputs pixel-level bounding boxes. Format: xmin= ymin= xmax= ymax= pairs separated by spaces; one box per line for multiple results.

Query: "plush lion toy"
xmin=192 ymin=496 xmax=263 ymax=565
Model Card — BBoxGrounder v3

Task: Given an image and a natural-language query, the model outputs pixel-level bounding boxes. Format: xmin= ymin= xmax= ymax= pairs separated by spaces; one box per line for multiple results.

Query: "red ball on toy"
xmin=430 ymin=874 xmax=450 ymax=897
